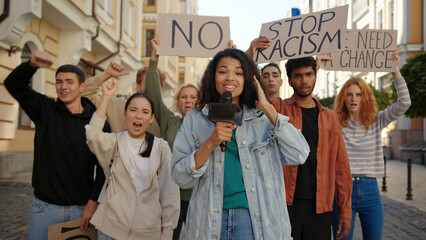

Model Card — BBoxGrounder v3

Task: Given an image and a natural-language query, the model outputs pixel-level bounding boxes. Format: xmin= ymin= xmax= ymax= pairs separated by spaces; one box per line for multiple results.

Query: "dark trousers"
xmin=173 ymin=200 xmax=189 ymax=240
xmin=287 ymin=198 xmax=332 ymax=240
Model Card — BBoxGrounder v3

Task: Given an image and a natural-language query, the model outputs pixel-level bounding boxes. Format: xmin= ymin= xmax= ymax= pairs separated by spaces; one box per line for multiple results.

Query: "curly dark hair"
xmin=197 ymin=48 xmax=263 ymax=109
xmin=285 ymin=56 xmax=317 ymax=79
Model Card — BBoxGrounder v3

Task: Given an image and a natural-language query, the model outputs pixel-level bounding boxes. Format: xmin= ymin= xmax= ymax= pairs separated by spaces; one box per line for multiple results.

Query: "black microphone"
xmin=219 ymin=92 xmax=232 ymax=152
xmin=207 ymin=91 xmax=242 ymax=152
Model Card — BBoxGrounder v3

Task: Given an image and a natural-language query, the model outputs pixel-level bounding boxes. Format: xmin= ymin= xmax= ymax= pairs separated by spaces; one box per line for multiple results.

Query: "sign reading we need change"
xmin=255 ymin=5 xmax=349 ymax=63
xmin=157 ymin=14 xmax=230 ymax=58
xmin=321 ymin=29 xmax=398 ymax=72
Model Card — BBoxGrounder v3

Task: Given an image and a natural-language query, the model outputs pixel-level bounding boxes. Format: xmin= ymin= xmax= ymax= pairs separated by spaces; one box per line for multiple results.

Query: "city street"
xmin=1 ymin=160 xmax=425 ymax=239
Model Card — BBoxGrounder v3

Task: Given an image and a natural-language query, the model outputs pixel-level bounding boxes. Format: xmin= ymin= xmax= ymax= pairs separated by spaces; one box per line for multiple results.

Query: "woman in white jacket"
xmin=85 ymin=80 xmax=180 ymax=240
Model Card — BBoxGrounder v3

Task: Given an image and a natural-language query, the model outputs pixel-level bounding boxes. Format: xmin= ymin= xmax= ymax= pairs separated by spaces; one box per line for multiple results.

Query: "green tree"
xmin=370 ymin=84 xmax=395 ymax=111
xmin=399 ymin=52 xmax=426 ymax=118
xmin=318 ymin=96 xmax=335 ymax=109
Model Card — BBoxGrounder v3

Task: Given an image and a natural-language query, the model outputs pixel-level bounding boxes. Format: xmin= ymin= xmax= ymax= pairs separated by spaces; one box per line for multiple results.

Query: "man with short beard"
xmin=270 ymin=57 xmax=352 ymax=240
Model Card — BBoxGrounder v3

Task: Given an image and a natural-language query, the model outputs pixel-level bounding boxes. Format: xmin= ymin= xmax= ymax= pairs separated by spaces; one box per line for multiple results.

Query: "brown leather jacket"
xmin=271 ymin=96 xmax=352 ymax=220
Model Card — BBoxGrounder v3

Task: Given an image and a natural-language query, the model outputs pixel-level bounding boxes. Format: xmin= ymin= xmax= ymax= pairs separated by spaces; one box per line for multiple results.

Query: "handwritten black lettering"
xmin=269 ymin=22 xmax=282 ymax=40
xmin=284 ymin=17 xmax=302 ymax=37
xmin=198 ymin=21 xmax=223 ymax=50
xmin=318 ymin=29 xmax=341 ymax=52
xmin=301 ymin=15 xmax=317 ymax=34
xmin=318 ymin=11 xmax=335 ymax=31
xmin=269 ymin=39 xmax=283 ymax=59
xmin=304 ymin=33 xmax=319 ymax=54
xmin=283 ymin=36 xmax=298 ymax=57
xmin=172 ymin=20 xmax=192 ymax=48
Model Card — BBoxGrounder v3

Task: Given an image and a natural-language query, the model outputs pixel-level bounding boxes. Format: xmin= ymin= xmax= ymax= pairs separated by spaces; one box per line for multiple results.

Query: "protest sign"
xmin=157 ymin=13 xmax=230 ymax=58
xmin=48 ymin=219 xmax=97 ymax=240
xmin=255 ymin=5 xmax=348 ymax=63
xmin=321 ymin=29 xmax=397 ymax=72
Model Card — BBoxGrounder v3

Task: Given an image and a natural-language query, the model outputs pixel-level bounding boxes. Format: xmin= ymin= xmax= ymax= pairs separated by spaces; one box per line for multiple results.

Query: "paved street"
xmin=0 ymin=182 xmax=32 ymax=240
xmin=1 ymin=160 xmax=425 ymax=239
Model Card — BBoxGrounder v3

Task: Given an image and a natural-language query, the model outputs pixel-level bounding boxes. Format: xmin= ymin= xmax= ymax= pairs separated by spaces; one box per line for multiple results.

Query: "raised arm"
xmin=378 ymin=49 xmax=411 ymax=128
xmin=82 ymin=60 xmax=129 ymax=106
xmin=85 ymin=81 xmax=118 ymax=171
xmin=145 ymin=36 xmax=178 ymax=133
xmin=253 ymin=76 xmax=277 ymax=126
xmin=4 ymin=51 xmax=54 ymax=123
xmin=245 ymin=36 xmax=272 ymax=58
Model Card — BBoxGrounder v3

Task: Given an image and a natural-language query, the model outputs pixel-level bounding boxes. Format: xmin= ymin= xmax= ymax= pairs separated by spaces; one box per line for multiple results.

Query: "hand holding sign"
xmin=151 ymin=35 xmax=161 ymax=61
xmin=80 ymin=199 xmax=98 ymax=232
xmin=246 ymin=36 xmax=272 ymax=58
xmin=315 ymin=54 xmax=332 ymax=71
xmin=390 ymin=48 xmax=403 ymax=79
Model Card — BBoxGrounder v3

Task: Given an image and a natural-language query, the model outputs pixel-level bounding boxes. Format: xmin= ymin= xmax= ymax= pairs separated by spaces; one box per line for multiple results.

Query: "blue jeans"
xmin=98 ymin=230 xmax=116 ymax=240
xmin=27 ymin=197 xmax=84 ymax=240
xmin=332 ymin=177 xmax=383 ymax=240
xmin=220 ymin=208 xmax=254 ymax=240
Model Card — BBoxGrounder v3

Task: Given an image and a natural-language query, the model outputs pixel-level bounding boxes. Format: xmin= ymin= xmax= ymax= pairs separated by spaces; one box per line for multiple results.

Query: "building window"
xmin=377 ymin=10 xmax=383 ymax=29
xmin=145 ymin=29 xmax=155 ymax=57
xmin=179 ymin=72 xmax=185 ymax=84
xmin=123 ymin=1 xmax=135 ymax=39
xmin=18 ymin=44 xmax=34 ymax=129
xmin=388 ymin=1 xmax=394 ymax=29
xmin=147 ymin=0 xmax=155 ymax=6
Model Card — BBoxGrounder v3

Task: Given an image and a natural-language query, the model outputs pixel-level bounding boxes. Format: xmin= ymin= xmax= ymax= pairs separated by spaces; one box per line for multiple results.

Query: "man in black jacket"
xmin=4 ymin=51 xmax=110 ymax=240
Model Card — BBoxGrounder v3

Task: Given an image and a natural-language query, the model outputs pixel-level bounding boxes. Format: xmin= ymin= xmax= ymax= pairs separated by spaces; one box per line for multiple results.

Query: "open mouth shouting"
xmin=133 ymin=122 xmax=142 ymax=130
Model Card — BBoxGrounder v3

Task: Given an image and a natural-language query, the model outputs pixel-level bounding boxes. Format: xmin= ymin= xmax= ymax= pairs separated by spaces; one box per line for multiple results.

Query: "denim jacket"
xmin=172 ymin=105 xmax=310 ymax=240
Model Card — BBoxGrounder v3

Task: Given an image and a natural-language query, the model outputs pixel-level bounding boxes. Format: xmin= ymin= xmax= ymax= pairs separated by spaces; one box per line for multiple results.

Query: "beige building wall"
xmin=0 ymin=19 xmax=60 ymax=153
xmin=0 ymin=0 xmax=145 ymax=177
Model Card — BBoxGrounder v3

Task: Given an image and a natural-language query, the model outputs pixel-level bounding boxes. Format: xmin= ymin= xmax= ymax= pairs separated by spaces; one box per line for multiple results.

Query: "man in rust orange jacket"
xmin=270 ymin=56 xmax=352 ymax=240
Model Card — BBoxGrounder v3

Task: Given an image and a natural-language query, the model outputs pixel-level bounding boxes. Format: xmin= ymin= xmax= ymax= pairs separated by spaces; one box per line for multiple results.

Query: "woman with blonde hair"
xmin=332 ymin=49 xmax=411 ymax=240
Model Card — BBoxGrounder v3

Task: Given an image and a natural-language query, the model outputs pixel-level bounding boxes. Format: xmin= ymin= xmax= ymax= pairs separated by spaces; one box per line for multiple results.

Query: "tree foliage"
xmin=318 ymin=96 xmax=335 ymax=109
xmin=369 ymin=84 xmax=395 ymax=111
xmin=318 ymin=84 xmax=395 ymax=111
xmin=399 ymin=52 xmax=426 ymax=118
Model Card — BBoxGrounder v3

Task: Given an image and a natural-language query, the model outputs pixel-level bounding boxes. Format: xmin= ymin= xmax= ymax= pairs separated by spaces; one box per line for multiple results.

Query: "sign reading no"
xmin=157 ymin=14 xmax=231 ymax=58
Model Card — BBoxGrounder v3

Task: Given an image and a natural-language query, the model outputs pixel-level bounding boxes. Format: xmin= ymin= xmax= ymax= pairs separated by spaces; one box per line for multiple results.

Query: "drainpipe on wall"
xmin=91 ymin=0 xmax=101 ymax=41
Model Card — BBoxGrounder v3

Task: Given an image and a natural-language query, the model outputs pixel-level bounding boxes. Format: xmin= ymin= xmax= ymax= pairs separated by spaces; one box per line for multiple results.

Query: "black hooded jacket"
xmin=4 ymin=61 xmax=110 ymax=205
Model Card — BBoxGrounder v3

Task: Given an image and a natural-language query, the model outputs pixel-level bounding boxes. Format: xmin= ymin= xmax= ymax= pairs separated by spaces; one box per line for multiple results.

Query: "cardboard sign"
xmin=48 ymin=219 xmax=97 ymax=240
xmin=157 ymin=13 xmax=231 ymax=58
xmin=255 ymin=5 xmax=349 ymax=63
xmin=321 ymin=29 xmax=397 ymax=72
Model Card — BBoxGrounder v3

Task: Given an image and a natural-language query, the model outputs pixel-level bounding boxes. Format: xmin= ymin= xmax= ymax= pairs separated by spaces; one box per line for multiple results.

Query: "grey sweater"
xmin=341 ymin=77 xmax=411 ymax=178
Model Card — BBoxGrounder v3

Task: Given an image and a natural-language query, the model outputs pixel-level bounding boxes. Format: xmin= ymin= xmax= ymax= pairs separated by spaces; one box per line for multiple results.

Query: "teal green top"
xmin=223 ymin=129 xmax=249 ymax=209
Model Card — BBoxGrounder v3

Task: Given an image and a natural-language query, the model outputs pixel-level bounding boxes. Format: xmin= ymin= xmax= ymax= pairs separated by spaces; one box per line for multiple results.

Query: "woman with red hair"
xmin=332 ymin=49 xmax=411 ymax=240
